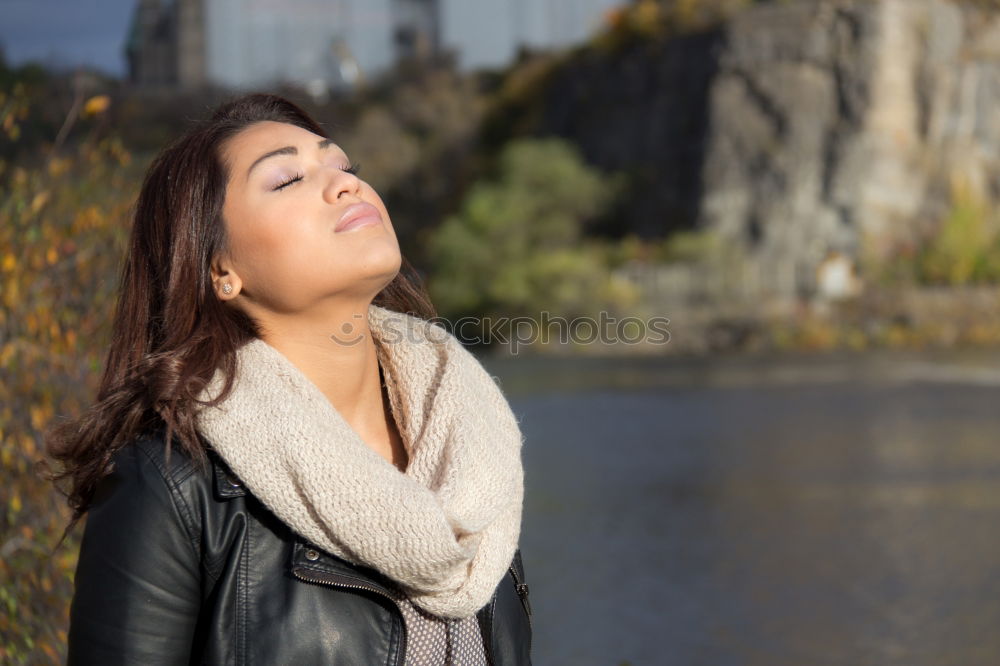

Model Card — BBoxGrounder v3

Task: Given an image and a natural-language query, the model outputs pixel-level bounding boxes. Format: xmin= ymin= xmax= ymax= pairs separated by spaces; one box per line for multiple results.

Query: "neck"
xmin=252 ymin=303 xmax=383 ymax=425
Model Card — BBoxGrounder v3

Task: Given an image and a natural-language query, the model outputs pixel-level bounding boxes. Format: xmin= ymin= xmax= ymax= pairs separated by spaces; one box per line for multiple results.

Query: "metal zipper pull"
xmin=508 ymin=563 xmax=533 ymax=628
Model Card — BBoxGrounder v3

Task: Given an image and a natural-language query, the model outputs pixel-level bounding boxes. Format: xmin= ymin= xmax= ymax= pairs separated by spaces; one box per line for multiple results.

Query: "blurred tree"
xmin=339 ymin=105 xmax=420 ymax=192
xmin=596 ymin=0 xmax=759 ymax=50
xmin=1 ymin=82 xmax=139 ymax=664
xmin=426 ymin=137 xmax=638 ymax=339
xmin=372 ymin=67 xmax=488 ymax=260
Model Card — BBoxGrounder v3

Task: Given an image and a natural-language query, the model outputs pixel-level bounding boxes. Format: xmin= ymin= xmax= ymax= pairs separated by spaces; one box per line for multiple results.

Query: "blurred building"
xmin=439 ymin=0 xmax=622 ymax=70
xmin=126 ymin=0 xmax=394 ymax=93
xmin=125 ymin=0 xmax=622 ymax=91
xmin=392 ymin=0 xmax=440 ymax=63
xmin=126 ymin=0 xmax=205 ymax=88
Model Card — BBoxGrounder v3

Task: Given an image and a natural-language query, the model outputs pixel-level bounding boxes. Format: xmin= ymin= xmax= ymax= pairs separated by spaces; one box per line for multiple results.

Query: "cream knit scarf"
xmin=193 ymin=304 xmax=525 ymax=619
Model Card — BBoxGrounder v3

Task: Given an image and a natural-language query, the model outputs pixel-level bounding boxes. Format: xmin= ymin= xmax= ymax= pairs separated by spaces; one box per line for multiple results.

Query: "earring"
xmin=222 ymin=283 xmax=233 ymax=295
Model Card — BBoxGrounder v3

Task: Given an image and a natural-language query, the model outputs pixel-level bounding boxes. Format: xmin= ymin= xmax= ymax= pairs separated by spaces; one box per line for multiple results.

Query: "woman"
xmin=46 ymin=93 xmax=532 ymax=665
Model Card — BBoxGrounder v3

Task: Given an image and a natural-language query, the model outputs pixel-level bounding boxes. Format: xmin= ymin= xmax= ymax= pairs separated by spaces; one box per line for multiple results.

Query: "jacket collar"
xmin=206 ymin=448 xmax=500 ymax=650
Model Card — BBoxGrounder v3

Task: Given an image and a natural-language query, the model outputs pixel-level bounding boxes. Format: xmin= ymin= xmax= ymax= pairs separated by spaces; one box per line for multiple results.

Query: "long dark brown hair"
xmin=45 ymin=92 xmax=437 ymax=540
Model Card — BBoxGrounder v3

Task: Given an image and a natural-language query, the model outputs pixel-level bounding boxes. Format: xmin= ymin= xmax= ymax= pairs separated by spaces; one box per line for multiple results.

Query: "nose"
xmin=323 ymin=165 xmax=361 ymax=203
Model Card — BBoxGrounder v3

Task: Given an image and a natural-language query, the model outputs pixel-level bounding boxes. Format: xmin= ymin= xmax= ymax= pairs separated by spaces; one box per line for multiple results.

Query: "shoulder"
xmin=116 ymin=427 xmax=202 ymax=477
xmin=70 ymin=440 xmax=207 ymax=663
xmin=102 ymin=426 xmax=215 ymax=501
xmin=92 ymin=427 xmax=221 ymax=546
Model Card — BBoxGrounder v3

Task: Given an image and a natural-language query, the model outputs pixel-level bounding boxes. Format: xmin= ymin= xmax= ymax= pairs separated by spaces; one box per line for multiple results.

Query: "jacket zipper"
xmin=292 ymin=567 xmax=408 ymax=666
xmin=507 ymin=563 xmax=532 ymax=660
xmin=508 ymin=564 xmax=532 ymax=633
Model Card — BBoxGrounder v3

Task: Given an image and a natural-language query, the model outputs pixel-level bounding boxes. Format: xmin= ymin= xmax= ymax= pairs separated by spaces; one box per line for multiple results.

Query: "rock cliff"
xmin=527 ymin=0 xmax=1000 ymax=301
xmin=702 ymin=0 xmax=1000 ymax=298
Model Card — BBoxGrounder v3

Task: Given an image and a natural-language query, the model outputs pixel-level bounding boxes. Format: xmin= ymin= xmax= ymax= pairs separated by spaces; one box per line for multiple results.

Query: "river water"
xmin=481 ymin=349 xmax=1000 ymax=666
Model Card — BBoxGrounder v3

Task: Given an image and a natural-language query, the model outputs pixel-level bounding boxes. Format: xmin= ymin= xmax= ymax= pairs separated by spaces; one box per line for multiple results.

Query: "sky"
xmin=0 ymin=0 xmax=619 ymax=79
xmin=0 ymin=0 xmax=137 ymax=75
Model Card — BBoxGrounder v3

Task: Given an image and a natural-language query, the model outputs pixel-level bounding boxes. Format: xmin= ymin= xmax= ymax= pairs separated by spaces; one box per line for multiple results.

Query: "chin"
xmin=359 ymin=241 xmax=402 ymax=281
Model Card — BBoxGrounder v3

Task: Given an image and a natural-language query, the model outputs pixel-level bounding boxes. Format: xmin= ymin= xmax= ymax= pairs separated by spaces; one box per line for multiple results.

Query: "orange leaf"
xmin=82 ymin=95 xmax=111 ymax=116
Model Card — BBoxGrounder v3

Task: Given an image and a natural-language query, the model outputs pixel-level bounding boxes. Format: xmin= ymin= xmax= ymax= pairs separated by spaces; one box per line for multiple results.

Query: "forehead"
xmin=224 ymin=121 xmax=339 ymax=165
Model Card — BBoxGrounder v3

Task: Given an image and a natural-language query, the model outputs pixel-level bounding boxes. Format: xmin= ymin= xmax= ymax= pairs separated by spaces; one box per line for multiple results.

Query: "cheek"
xmin=225 ymin=203 xmax=324 ymax=282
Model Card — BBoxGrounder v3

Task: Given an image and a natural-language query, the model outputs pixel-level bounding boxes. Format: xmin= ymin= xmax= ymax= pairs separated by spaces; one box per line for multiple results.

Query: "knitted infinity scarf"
xmin=193 ymin=304 xmax=525 ymax=619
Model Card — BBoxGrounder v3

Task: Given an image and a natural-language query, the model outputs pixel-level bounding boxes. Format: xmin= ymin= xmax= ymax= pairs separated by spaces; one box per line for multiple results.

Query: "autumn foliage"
xmin=0 ymin=82 xmax=140 ymax=663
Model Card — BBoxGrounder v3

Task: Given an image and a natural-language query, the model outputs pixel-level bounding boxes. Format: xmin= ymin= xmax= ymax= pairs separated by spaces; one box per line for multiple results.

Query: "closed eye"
xmin=271 ymin=164 xmax=361 ymax=192
xmin=272 ymin=174 xmax=303 ymax=191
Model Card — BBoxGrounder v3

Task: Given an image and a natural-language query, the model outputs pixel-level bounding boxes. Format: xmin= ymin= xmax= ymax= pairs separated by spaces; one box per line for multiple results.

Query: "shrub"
xmin=426 ymin=137 xmax=637 ymax=334
xmin=917 ymin=176 xmax=1000 ymax=285
xmin=0 ymin=83 xmax=139 ymax=664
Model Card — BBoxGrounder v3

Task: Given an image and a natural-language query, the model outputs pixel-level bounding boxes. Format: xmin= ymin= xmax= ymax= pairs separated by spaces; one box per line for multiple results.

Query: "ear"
xmin=210 ymin=252 xmax=243 ymax=300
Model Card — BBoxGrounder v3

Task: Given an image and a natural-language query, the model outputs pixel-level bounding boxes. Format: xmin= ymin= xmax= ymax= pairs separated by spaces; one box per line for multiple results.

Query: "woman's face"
xmin=214 ymin=120 xmax=401 ymax=316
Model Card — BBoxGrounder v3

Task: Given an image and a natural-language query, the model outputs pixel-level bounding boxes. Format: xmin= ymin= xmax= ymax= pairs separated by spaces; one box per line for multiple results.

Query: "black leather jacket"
xmin=67 ymin=430 xmax=533 ymax=665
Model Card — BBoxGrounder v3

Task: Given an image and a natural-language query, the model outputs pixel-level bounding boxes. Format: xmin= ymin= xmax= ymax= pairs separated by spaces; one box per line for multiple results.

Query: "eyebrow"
xmin=245 ymin=138 xmax=335 ymax=182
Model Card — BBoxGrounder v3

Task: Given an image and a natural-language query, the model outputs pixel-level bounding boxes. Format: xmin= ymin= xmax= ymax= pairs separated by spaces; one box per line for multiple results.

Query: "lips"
xmin=335 ymin=202 xmax=382 ymax=233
